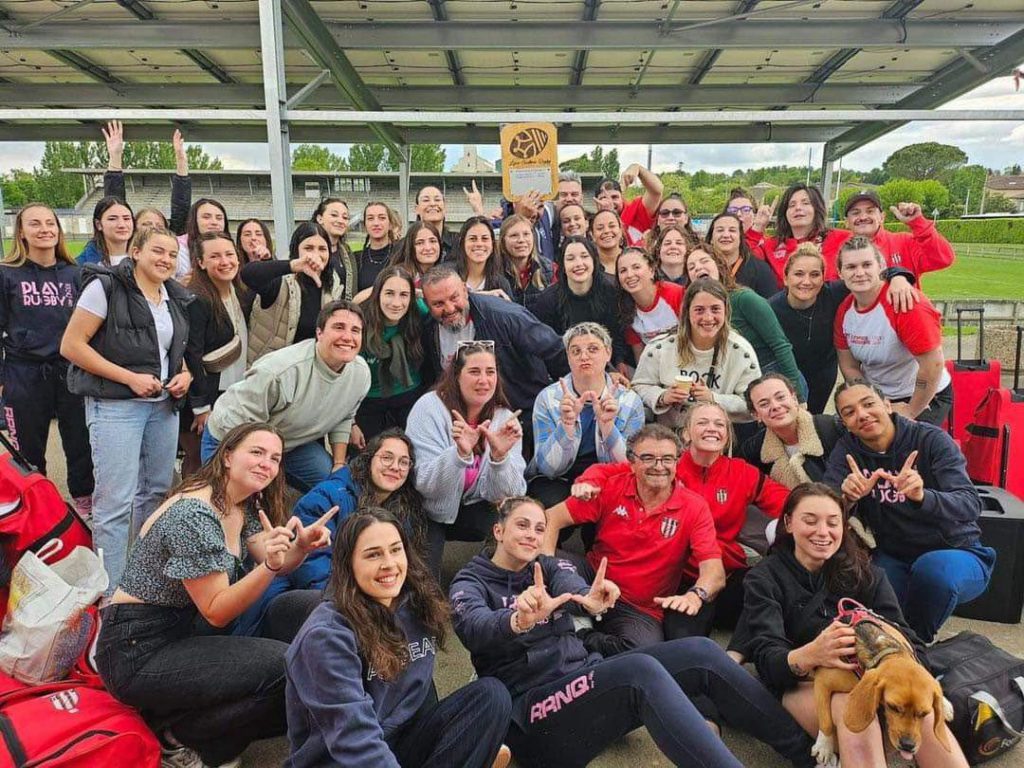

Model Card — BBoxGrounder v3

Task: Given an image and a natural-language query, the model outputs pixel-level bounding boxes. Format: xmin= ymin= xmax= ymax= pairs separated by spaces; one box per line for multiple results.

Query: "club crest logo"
xmin=716 ymin=488 xmax=728 ymax=505
xmin=660 ymin=517 xmax=679 ymax=539
xmin=612 ymin=505 xmax=628 ymax=519
xmin=50 ymin=689 xmax=80 ymax=714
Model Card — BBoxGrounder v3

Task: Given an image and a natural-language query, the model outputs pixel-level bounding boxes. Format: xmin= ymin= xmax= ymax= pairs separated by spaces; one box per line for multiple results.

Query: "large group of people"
xmin=0 ymin=122 xmax=991 ymax=768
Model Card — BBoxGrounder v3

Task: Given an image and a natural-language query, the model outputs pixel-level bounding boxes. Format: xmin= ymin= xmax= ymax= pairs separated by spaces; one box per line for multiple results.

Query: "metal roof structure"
xmin=0 ymin=0 xmax=1022 ymax=236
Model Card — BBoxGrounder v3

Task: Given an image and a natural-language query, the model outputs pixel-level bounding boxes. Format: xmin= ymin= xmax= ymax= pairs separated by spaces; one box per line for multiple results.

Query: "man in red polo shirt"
xmin=542 ymin=424 xmax=724 ymax=656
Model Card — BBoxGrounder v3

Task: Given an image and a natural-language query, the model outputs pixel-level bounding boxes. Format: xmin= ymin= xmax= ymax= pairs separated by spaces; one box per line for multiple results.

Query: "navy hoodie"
xmin=450 ymin=554 xmax=600 ymax=713
xmin=823 ymin=415 xmax=983 ymax=562
xmin=284 ymin=598 xmax=438 ymax=768
xmin=0 ymin=259 xmax=81 ymax=365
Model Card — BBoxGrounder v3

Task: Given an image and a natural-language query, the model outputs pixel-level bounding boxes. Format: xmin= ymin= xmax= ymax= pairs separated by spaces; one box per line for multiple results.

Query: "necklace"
xmin=363 ymin=244 xmax=391 ymax=266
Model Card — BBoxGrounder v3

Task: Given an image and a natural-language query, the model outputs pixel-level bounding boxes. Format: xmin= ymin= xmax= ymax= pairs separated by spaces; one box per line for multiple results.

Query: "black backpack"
xmin=927 ymin=631 xmax=1024 ymax=764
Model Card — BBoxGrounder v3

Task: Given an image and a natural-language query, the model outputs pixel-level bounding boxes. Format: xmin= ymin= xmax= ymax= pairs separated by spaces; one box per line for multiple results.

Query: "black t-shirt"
xmin=357 ymin=245 xmax=394 ymax=292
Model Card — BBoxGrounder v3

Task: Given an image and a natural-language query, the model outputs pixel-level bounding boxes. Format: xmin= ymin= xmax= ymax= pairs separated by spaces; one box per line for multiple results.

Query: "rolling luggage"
xmin=963 ymin=326 xmax=1024 ymax=497
xmin=954 ymin=485 xmax=1024 ymax=624
xmin=946 ymin=308 xmax=1001 ymax=444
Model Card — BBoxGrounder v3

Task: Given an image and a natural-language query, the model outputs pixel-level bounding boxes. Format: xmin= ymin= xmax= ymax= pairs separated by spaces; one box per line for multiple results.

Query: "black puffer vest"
xmin=67 ymin=261 xmax=193 ymax=400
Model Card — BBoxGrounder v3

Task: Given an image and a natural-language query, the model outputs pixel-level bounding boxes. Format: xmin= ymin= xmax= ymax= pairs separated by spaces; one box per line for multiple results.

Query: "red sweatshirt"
xmin=829 ymin=216 xmax=955 ymax=278
xmin=747 ymin=229 xmax=848 ymax=287
xmin=675 ymin=451 xmax=790 ymax=578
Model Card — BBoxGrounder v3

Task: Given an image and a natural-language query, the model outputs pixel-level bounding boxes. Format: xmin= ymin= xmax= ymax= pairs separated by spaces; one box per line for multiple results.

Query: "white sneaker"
xmin=161 ymin=746 xmax=204 ymax=768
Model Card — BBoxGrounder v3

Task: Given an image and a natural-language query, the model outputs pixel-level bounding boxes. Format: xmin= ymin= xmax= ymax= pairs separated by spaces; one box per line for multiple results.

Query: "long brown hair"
xmin=359 ymin=267 xmax=424 ymax=394
xmin=168 ymin=422 xmax=287 ymax=526
xmin=328 ymin=509 xmax=449 ymax=681
xmin=773 ymin=483 xmax=875 ymax=595
xmin=391 ymin=221 xmax=441 ymax=278
xmin=4 ymin=203 xmax=75 ymax=267
xmin=685 ymin=247 xmax=737 ymax=291
xmin=498 ymin=214 xmax=546 ymax=291
xmin=349 ymin=428 xmax=426 ymax=553
xmin=615 ymin=246 xmax=659 ymax=330
xmin=774 ymin=183 xmax=829 ymax=242
xmin=190 ymin=231 xmax=246 ymax=331
xmin=675 ymin=277 xmax=732 ymax=368
xmin=434 ymin=345 xmax=509 ymax=442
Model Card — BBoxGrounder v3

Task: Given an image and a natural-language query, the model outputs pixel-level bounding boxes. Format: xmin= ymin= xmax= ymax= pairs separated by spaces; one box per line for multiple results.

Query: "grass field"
xmin=64 ymin=239 xmax=1023 ymax=300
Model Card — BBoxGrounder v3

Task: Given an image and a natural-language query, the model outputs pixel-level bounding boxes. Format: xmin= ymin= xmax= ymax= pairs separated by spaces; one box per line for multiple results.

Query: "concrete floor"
xmin=30 ymin=341 xmax=1024 ymax=768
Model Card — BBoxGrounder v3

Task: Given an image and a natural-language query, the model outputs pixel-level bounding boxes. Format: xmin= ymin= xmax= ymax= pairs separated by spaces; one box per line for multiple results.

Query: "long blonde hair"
xmin=3 ymin=204 xmax=75 ymax=268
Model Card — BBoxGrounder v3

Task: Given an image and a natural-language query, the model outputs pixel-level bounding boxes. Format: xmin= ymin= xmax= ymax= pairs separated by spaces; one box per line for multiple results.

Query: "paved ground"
xmin=30 ymin=333 xmax=1024 ymax=767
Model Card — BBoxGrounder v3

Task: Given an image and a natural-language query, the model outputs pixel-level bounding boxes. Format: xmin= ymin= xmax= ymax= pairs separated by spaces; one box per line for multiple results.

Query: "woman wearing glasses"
xmin=645 ymin=193 xmax=698 ymax=251
xmin=233 ymin=428 xmax=428 ymax=638
xmin=406 ymin=340 xmax=527 ymax=573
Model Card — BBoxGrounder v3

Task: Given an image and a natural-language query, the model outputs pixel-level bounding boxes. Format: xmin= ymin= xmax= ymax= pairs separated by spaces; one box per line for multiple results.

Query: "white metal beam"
xmin=258 ymin=0 xmax=294 ymax=243
xmin=1 ymin=19 xmax=1018 ymax=50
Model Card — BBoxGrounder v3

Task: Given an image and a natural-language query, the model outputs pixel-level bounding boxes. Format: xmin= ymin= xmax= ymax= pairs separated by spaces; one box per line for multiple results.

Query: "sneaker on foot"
xmin=160 ymin=746 xmax=204 ymax=768
xmin=72 ymin=495 xmax=93 ymax=525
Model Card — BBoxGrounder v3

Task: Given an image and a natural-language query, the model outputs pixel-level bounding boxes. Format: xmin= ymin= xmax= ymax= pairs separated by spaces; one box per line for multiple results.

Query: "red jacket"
xmin=829 ymin=217 xmax=955 ymax=278
xmin=676 ymin=451 xmax=790 ymax=577
xmin=747 ymin=229 xmax=848 ymax=287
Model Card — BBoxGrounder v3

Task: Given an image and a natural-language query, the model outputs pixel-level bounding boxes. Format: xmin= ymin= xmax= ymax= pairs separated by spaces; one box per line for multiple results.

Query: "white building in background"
xmin=451 ymin=145 xmax=495 ymax=174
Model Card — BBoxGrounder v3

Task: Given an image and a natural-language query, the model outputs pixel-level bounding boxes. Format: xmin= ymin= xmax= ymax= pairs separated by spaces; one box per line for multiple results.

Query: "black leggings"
xmin=506 ymin=637 xmax=814 ymax=768
xmin=664 ymin=568 xmax=749 ymax=640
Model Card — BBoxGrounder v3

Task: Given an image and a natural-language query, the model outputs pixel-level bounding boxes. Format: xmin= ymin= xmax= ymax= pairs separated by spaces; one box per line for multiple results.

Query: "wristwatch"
xmin=687 ymin=586 xmax=710 ymax=604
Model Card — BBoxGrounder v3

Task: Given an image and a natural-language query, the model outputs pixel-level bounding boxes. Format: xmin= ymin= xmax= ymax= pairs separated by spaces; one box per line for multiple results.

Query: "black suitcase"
xmin=954 ymin=485 xmax=1024 ymax=624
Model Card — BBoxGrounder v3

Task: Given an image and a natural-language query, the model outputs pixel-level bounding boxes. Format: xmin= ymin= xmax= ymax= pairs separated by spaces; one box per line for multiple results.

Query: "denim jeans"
xmin=873 ymin=544 xmax=996 ymax=642
xmin=200 ymin=430 xmax=331 ymax=493
xmin=96 ymin=603 xmax=288 ymax=766
xmin=85 ymin=396 xmax=178 ymax=593
xmin=507 ymin=637 xmax=815 ymax=768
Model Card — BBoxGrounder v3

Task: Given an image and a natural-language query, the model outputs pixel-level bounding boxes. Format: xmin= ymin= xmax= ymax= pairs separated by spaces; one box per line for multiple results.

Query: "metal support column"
xmin=397 ymin=145 xmax=411 ymax=226
xmin=259 ymin=0 xmax=294 ymax=248
xmin=821 ymin=146 xmax=836 ymax=218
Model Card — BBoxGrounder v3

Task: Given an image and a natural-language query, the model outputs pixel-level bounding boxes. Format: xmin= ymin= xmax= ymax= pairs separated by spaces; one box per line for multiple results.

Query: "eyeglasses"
xmin=455 ymin=339 xmax=495 ymax=356
xmin=727 ymin=205 xmax=754 ymax=215
xmin=376 ymin=452 xmax=413 ymax=471
xmin=632 ymin=454 xmax=679 ymax=467
xmin=658 ymin=209 xmax=687 ymax=218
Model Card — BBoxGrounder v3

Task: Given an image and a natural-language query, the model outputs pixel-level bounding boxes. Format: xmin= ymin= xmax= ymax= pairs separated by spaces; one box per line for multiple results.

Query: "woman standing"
xmin=312 ymin=197 xmax=358 ymax=299
xmin=285 ymin=508 xmax=512 ymax=768
xmin=706 ymin=212 xmax=777 ymax=299
xmin=0 ymin=204 xmax=94 ymax=515
xmin=740 ymin=374 xmax=843 ymax=489
xmin=739 ymin=483 xmax=967 ymax=768
xmin=97 ymin=423 xmax=334 ymax=768
xmin=749 ymin=183 xmax=848 ymax=286
xmin=243 ymin=222 xmax=344 ymax=365
xmin=77 ymin=197 xmax=135 ymax=267
xmin=183 ymin=231 xmax=251 ymax=476
xmin=557 ymin=203 xmax=589 ymax=245
xmin=450 ymin=496 xmax=818 ymax=768
xmin=179 ymin=198 xmax=229 ymax=282
xmin=357 ymin=266 xmax=425 ymax=441
xmin=61 ymin=227 xmax=196 ymax=592
xmin=497 ymin=214 xmax=552 ymax=307
xmin=391 ymin=221 xmax=442 ymax=290
xmin=652 ymin=224 xmax=692 ymax=285
xmin=685 ymin=248 xmax=807 ymax=402
xmin=236 ymin=218 xmax=275 ymax=264
xmin=406 ymin=343 xmax=527 ymax=572
xmin=645 ymin=193 xmax=698 ymax=251
xmin=454 ymin=216 xmax=512 ymax=299
xmin=616 ymin=247 xmax=684 ymax=361
xmin=589 ymin=209 xmax=625 ymax=279
xmin=357 ymin=201 xmax=400 ymax=293
xmin=632 ymin=278 xmax=761 ymax=428
xmin=530 ymin=237 xmax=629 ymax=371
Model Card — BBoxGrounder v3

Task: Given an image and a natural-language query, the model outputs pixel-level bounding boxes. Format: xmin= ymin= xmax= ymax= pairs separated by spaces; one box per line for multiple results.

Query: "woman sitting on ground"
xmin=406 ymin=341 xmax=527 ymax=574
xmin=285 ymin=508 xmax=513 ymax=768
xmin=632 ymin=278 xmax=761 ymax=428
xmin=739 ymin=373 xmax=844 ymax=489
xmin=96 ymin=423 xmax=334 ymax=768
xmin=450 ymin=495 xmax=818 ymax=768
xmin=738 ymin=482 xmax=968 ymax=768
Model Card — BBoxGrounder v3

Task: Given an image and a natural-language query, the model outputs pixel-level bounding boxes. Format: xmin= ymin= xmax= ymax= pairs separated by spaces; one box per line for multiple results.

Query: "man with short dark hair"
xmin=419 ymin=265 xmax=568 ymax=414
xmin=203 ymin=300 xmax=370 ymax=490
xmin=542 ymin=424 xmax=725 ymax=655
xmin=833 ymin=189 xmax=955 ymax=277
xmin=823 ymin=382 xmax=995 ymax=642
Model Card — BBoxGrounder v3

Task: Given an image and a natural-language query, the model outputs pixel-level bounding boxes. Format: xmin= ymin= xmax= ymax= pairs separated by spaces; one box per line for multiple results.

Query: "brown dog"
xmin=811 ymin=616 xmax=954 ymax=765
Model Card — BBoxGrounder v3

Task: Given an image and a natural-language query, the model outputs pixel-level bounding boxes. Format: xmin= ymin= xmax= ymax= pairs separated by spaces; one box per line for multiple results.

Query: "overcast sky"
xmin=0 ymin=67 xmax=1020 ymax=177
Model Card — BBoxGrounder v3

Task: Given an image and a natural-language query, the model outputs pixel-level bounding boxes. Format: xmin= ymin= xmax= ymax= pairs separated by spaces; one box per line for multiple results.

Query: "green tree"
xmin=881 ymin=143 xmax=967 ymax=186
xmin=347 ymin=143 xmax=389 ymax=172
xmin=948 ymin=165 xmax=988 ymax=215
xmin=875 ymin=178 xmax=950 ymax=217
xmin=292 ymin=144 xmax=347 ymax=171
xmin=35 ymin=142 xmax=96 ymax=208
xmin=601 ymin=148 xmax=620 ymax=179
xmin=346 ymin=143 xmax=446 ymax=172
xmin=0 ymin=170 xmax=41 ymax=208
xmin=409 ymin=144 xmax=446 ymax=173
